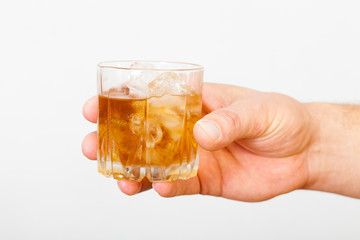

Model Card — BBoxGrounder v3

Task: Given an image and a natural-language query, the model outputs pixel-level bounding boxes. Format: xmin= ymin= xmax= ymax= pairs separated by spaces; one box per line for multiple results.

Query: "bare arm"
xmin=306 ymin=103 xmax=360 ymax=198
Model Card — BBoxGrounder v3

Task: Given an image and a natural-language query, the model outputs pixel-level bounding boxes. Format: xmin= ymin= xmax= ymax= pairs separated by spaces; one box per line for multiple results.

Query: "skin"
xmin=82 ymin=83 xmax=360 ymax=201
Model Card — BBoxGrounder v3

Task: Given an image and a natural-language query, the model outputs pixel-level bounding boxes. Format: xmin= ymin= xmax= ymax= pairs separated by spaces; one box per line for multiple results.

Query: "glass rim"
xmin=97 ymin=60 xmax=204 ymax=71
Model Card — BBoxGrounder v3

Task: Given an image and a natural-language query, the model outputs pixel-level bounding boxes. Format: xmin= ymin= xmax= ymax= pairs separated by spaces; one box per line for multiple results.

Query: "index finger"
xmin=83 ymin=96 xmax=98 ymax=123
xmin=202 ymin=83 xmax=258 ymax=114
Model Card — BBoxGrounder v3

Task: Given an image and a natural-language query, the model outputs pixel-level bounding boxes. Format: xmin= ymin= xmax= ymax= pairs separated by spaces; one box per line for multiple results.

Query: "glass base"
xmin=98 ymin=150 xmax=199 ymax=182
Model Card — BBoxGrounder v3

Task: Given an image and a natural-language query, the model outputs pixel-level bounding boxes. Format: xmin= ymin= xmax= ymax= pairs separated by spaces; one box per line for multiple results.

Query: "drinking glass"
xmin=97 ymin=61 xmax=203 ymax=182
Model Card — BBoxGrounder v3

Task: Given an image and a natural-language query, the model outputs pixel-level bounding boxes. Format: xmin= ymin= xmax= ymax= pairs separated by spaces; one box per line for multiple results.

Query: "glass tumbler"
xmin=97 ymin=61 xmax=203 ymax=182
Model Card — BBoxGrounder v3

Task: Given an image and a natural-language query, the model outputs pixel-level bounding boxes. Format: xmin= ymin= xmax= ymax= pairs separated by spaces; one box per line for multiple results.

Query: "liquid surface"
xmin=97 ymin=93 xmax=202 ymax=181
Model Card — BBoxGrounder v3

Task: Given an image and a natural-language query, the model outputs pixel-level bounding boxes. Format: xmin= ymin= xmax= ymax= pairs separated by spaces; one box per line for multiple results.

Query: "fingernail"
xmin=197 ymin=121 xmax=220 ymax=140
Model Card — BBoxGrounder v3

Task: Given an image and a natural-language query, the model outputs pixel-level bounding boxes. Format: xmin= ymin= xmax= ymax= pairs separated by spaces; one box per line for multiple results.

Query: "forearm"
xmin=305 ymin=103 xmax=360 ymax=198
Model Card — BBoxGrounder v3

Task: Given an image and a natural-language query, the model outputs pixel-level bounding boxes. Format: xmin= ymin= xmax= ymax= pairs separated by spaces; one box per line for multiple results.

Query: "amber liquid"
xmin=97 ymin=92 xmax=202 ymax=181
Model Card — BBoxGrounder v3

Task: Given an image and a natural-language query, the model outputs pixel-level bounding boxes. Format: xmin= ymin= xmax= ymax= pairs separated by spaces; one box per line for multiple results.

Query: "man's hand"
xmin=82 ymin=83 xmax=360 ymax=201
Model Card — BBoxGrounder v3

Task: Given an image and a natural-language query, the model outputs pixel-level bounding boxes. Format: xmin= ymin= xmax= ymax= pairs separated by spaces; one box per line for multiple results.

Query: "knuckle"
xmin=216 ymin=109 xmax=241 ymax=131
xmin=253 ymin=121 xmax=265 ymax=137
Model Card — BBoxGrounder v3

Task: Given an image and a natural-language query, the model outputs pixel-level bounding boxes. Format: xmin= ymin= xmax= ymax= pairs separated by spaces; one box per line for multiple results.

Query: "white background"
xmin=0 ymin=0 xmax=359 ymax=239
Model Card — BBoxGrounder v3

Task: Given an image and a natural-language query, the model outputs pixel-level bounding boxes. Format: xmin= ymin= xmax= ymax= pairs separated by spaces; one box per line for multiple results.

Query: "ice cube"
xmin=108 ymin=86 xmax=129 ymax=97
xmin=124 ymin=78 xmax=148 ymax=98
xmin=129 ymin=62 xmax=159 ymax=84
xmin=107 ymin=83 xmax=147 ymax=98
xmin=147 ymin=120 xmax=163 ymax=148
xmin=148 ymin=72 xmax=189 ymax=97
xmin=129 ymin=112 xmax=144 ymax=135
xmin=123 ymin=62 xmax=162 ymax=98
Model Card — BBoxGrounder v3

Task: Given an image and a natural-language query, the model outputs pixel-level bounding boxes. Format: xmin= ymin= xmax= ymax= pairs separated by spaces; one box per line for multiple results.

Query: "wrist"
xmin=304 ymin=102 xmax=360 ymax=198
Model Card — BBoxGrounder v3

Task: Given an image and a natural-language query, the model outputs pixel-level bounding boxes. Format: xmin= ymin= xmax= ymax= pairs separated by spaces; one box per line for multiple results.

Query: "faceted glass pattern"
xmin=97 ymin=61 xmax=203 ymax=182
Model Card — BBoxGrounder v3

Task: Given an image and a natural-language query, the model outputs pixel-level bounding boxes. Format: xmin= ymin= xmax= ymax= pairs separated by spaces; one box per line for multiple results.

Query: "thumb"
xmin=193 ymin=99 xmax=268 ymax=151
